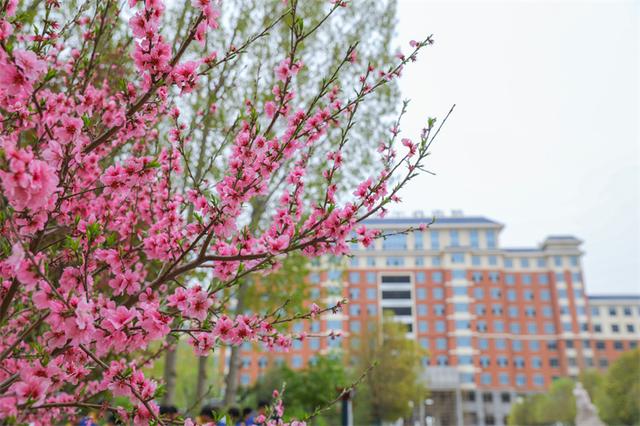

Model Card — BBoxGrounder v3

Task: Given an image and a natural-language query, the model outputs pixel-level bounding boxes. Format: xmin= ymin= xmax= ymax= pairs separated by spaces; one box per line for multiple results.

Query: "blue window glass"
xmin=474 ymin=288 xmax=484 ymax=299
xmin=504 ymin=258 xmax=513 ymax=268
xmin=418 ymin=304 xmax=428 ymax=315
xmin=327 ymin=320 xmax=342 ymax=331
xmin=481 ymin=373 xmax=492 ymax=385
xmin=591 ymin=306 xmax=599 ymax=316
xmin=527 ymin=323 xmax=538 ymax=334
xmin=492 ymin=304 xmax=503 ymax=315
xmin=367 ymin=304 xmax=377 ymax=316
xmin=456 ymin=337 xmax=472 ymax=347
xmin=574 ymin=288 xmax=583 ymax=298
xmin=430 ymin=231 xmax=440 ymax=249
xmin=516 ymin=374 xmax=526 ymax=387
xmin=293 ymin=340 xmax=303 ymax=350
xmin=366 ymin=272 xmax=376 ymax=283
xmin=434 ymin=304 xmax=445 ymax=315
xmin=544 ymin=323 xmax=556 ymax=333
xmin=386 ymin=257 xmax=405 ymax=266
xmin=432 ymin=272 xmax=443 ymax=283
xmin=490 ymin=288 xmax=501 ymax=299
xmin=435 ymin=321 xmax=446 ymax=332
xmin=241 ymin=374 xmax=250 ymax=385
xmin=416 ymin=288 xmax=427 ymax=300
xmin=570 ymin=256 xmax=579 ymax=266
xmin=311 ymin=321 xmax=321 ymax=333
xmin=349 ymin=272 xmax=360 ymax=283
xmin=433 ymin=288 xmax=444 ymax=299
xmin=572 ymin=272 xmax=581 ymax=283
xmin=562 ymin=322 xmax=572 ymax=332
xmin=554 ymin=256 xmax=563 ymax=267
xmin=367 ymin=257 xmax=376 ymax=267
xmin=350 ymin=321 xmax=361 ymax=332
xmin=480 ymin=356 xmax=490 ymax=367
xmin=451 ymin=253 xmax=465 ymax=263
xmin=507 ymin=290 xmax=517 ymax=301
xmin=455 ymin=303 xmax=469 ymax=313
xmin=475 ymin=304 xmax=486 ymax=315
xmin=558 ymin=289 xmax=567 ymax=298
xmin=532 ymin=357 xmax=542 ymax=368
xmin=450 ymin=230 xmax=459 ymax=247
xmin=524 ymin=290 xmax=534 ymax=300
xmin=415 ymin=257 xmax=425 ymax=266
xmin=350 ymin=257 xmax=359 ymax=267
xmin=416 ymin=272 xmax=426 ymax=283
xmin=437 ymin=356 xmax=448 ymax=366
xmin=522 ymin=274 xmax=532 ymax=285
xmin=414 ymin=232 xmax=424 ymax=250
xmin=542 ymin=306 xmax=552 ymax=317
xmin=470 ymin=229 xmax=479 ymax=248
xmin=533 ymin=375 xmax=544 ymax=386
xmin=540 ymin=290 xmax=550 ymax=301
xmin=310 ymin=272 xmax=320 ymax=283
xmin=383 ymin=233 xmax=407 ymax=250
xmin=453 ymin=286 xmax=467 ymax=296
xmin=472 ymin=272 xmax=483 ymax=283
xmin=293 ymin=355 xmax=304 ymax=368
xmin=479 ymin=338 xmax=489 ymax=350
xmin=495 ymin=339 xmax=506 ymax=350
xmin=476 ymin=321 xmax=487 ymax=332
xmin=489 ymin=271 xmax=500 ymax=283
xmin=349 ymin=304 xmax=360 ymax=316
xmin=436 ymin=338 xmax=447 ymax=350
xmin=494 ymin=321 xmax=504 ymax=333
xmin=508 ymin=306 xmax=518 ymax=318
xmin=418 ymin=321 xmax=428 ymax=333
xmin=452 ymin=269 xmax=466 ymax=280
xmin=510 ymin=323 xmax=521 ymax=333
xmin=349 ymin=288 xmax=360 ymax=299
xmin=512 ymin=340 xmax=523 ymax=351
xmin=529 ymin=340 xmax=540 ymax=351
xmin=328 ymin=270 xmax=341 ymax=280
xmin=366 ymin=288 xmax=377 ymax=300
xmin=520 ymin=258 xmax=529 ymax=268
xmin=486 ymin=230 xmax=496 ymax=248
xmin=472 ymin=256 xmax=481 ymax=266
xmin=505 ymin=274 xmax=515 ymax=285
xmin=537 ymin=257 xmax=546 ymax=267
xmin=420 ymin=338 xmax=429 ymax=349
xmin=499 ymin=373 xmax=510 ymax=385
xmin=432 ymin=256 xmax=442 ymax=266
xmin=455 ymin=320 xmax=471 ymax=330
xmin=458 ymin=355 xmax=473 ymax=365
xmin=488 ymin=255 xmax=498 ymax=266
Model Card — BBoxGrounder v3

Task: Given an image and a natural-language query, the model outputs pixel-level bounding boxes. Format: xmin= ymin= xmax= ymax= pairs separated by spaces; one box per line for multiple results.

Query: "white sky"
xmin=393 ymin=0 xmax=639 ymax=294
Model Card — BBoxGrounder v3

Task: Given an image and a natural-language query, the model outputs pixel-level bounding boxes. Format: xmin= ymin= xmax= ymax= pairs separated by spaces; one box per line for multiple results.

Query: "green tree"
xmin=349 ymin=315 xmax=428 ymax=425
xmin=508 ymin=378 xmax=576 ymax=426
xmin=251 ymin=354 xmax=348 ymax=424
xmin=597 ymin=349 xmax=640 ymax=426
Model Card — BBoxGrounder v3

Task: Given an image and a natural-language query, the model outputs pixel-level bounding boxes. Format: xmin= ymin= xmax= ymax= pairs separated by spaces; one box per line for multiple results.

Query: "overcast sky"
xmin=392 ymin=0 xmax=639 ymax=294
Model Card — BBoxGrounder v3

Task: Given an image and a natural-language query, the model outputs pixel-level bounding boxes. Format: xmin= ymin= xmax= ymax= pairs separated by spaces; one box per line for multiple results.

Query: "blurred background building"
xmin=221 ymin=212 xmax=639 ymax=426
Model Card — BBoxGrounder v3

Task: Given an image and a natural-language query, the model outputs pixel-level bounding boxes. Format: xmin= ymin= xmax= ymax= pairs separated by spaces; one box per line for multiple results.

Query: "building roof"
xmin=588 ymin=294 xmax=640 ymax=300
xmin=362 ymin=216 xmax=501 ymax=226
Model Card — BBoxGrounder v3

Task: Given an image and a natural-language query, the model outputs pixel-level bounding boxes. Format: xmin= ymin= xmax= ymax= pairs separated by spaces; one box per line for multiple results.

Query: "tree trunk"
xmin=195 ymin=355 xmax=209 ymax=413
xmin=161 ymin=335 xmax=178 ymax=407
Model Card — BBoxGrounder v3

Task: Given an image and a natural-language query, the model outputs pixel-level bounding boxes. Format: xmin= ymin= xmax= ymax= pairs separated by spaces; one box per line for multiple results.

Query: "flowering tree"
xmin=0 ymin=0 xmax=446 ymax=424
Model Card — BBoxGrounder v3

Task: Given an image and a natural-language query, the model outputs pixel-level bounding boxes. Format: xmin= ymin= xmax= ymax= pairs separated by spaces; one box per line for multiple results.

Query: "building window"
xmin=522 ymin=274 xmax=532 ymax=285
xmin=367 ymin=304 xmax=377 ymax=316
xmin=599 ymin=359 xmax=609 ymax=368
xmin=476 ymin=321 xmax=487 ymax=332
xmin=525 ymin=306 xmax=536 ymax=317
xmin=497 ymin=356 xmax=508 ymax=367
xmin=533 ymin=375 xmax=544 ymax=387
xmin=611 ymin=324 xmax=620 ymax=333
xmin=349 ymin=272 xmax=360 ymax=283
xmin=505 ymin=274 xmax=515 ymax=285
xmin=627 ymin=324 xmax=635 ymax=333
xmin=520 ymin=258 xmax=529 ymax=268
xmin=292 ymin=356 xmax=303 ymax=368
xmin=453 ymin=286 xmax=467 ymax=296
xmin=416 ymin=288 xmax=427 ymax=300
xmin=367 ymin=257 xmax=376 ymax=267
xmin=366 ymin=288 xmax=377 ymax=300
xmin=514 ymin=357 xmax=525 ymax=368
xmin=476 ymin=304 xmax=486 ymax=315
xmin=481 ymin=373 xmax=492 ymax=385
xmin=493 ymin=321 xmax=504 ymax=333
xmin=555 ymin=272 xmax=565 ymax=282
xmin=479 ymin=338 xmax=489 ymax=350
xmin=418 ymin=321 xmax=428 ymax=333
xmin=614 ymin=341 xmax=624 ymax=350
xmin=383 ymin=234 xmax=407 ymax=251
xmin=499 ymin=373 xmax=509 ymax=385
xmin=495 ymin=339 xmax=506 ymax=350
xmin=504 ymin=258 xmax=513 ymax=268
xmin=414 ymin=232 xmax=424 ymax=250
xmin=623 ymin=306 xmax=632 ymax=316
xmin=436 ymin=338 xmax=447 ymax=350
xmin=507 ymin=290 xmax=517 ymax=302
xmin=433 ymin=288 xmax=444 ymax=299
xmin=538 ymin=273 xmax=549 ymax=285
xmin=416 ymin=272 xmax=426 ymax=284
xmin=472 ymin=256 xmax=481 ymax=266
xmin=430 ymin=230 xmax=440 ymax=250
xmin=486 ymin=230 xmax=496 ymax=248
xmin=492 ymin=304 xmax=503 ymax=315
xmin=241 ymin=374 xmax=250 ymax=386
xmin=472 ymin=272 xmax=483 ymax=283
xmin=420 ymin=338 xmax=429 ymax=349
xmin=470 ymin=229 xmax=479 ymax=248
xmin=570 ymin=256 xmax=579 ymax=266
xmin=549 ymin=358 xmax=560 ymax=367
xmin=490 ymin=288 xmax=501 ymax=299
xmin=547 ymin=340 xmax=558 ymax=350
xmin=532 ymin=357 xmax=542 ymax=368
xmin=529 ymin=340 xmax=540 ymax=351
xmin=474 ymin=288 xmax=484 ymax=299
xmin=591 ymin=306 xmax=600 ymax=316
xmin=609 ymin=306 xmax=617 ymax=316
xmin=452 ymin=269 xmax=466 ymax=280
xmin=350 ymin=257 xmax=359 ymax=267
xmin=434 ymin=304 xmax=445 ymax=316
xmin=455 ymin=303 xmax=469 ymax=313
xmin=435 ymin=321 xmax=446 ymax=332
xmin=594 ymin=324 xmax=602 ymax=333
xmin=418 ymin=304 xmax=428 ymax=315
xmin=537 ymin=258 xmax=547 ymax=267
xmin=489 ymin=272 xmax=500 ymax=283
xmin=488 ymin=255 xmax=498 ymax=266
xmin=508 ymin=306 xmax=518 ymax=318
xmin=450 ymin=230 xmax=460 ymax=247
xmin=349 ymin=288 xmax=360 ymax=299
xmin=527 ymin=323 xmax=538 ymax=334
xmin=595 ymin=341 xmax=605 ymax=350
xmin=366 ymin=272 xmax=376 ymax=283
xmin=432 ymin=272 xmax=443 ymax=283
xmin=457 ymin=337 xmax=472 ymax=347
xmin=437 ymin=356 xmax=449 ymax=366
xmin=480 ymin=356 xmax=490 ymax=367
xmin=512 ymin=340 xmax=523 ymax=352
xmin=349 ymin=304 xmax=360 ymax=316
xmin=451 ymin=253 xmax=465 ymax=263
xmin=415 ymin=257 xmax=425 ymax=266
xmin=554 ymin=256 xmax=563 ymax=267
xmin=386 ymin=257 xmax=405 ymax=266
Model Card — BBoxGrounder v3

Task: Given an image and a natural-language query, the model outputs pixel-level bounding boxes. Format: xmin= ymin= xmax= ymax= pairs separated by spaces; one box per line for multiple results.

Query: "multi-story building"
xmin=588 ymin=295 xmax=640 ymax=369
xmin=224 ymin=212 xmax=639 ymax=426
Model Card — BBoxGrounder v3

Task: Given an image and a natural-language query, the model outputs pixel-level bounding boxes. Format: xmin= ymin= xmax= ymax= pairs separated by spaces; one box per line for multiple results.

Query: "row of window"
xmin=593 ymin=323 xmax=636 ymax=333
xmin=379 ymin=230 xmax=498 ymax=250
xmin=591 ymin=305 xmax=640 ymax=316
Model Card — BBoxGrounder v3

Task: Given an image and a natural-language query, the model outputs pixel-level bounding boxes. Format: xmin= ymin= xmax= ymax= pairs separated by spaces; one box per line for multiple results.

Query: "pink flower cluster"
xmin=0 ymin=0 xmax=436 ymax=423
